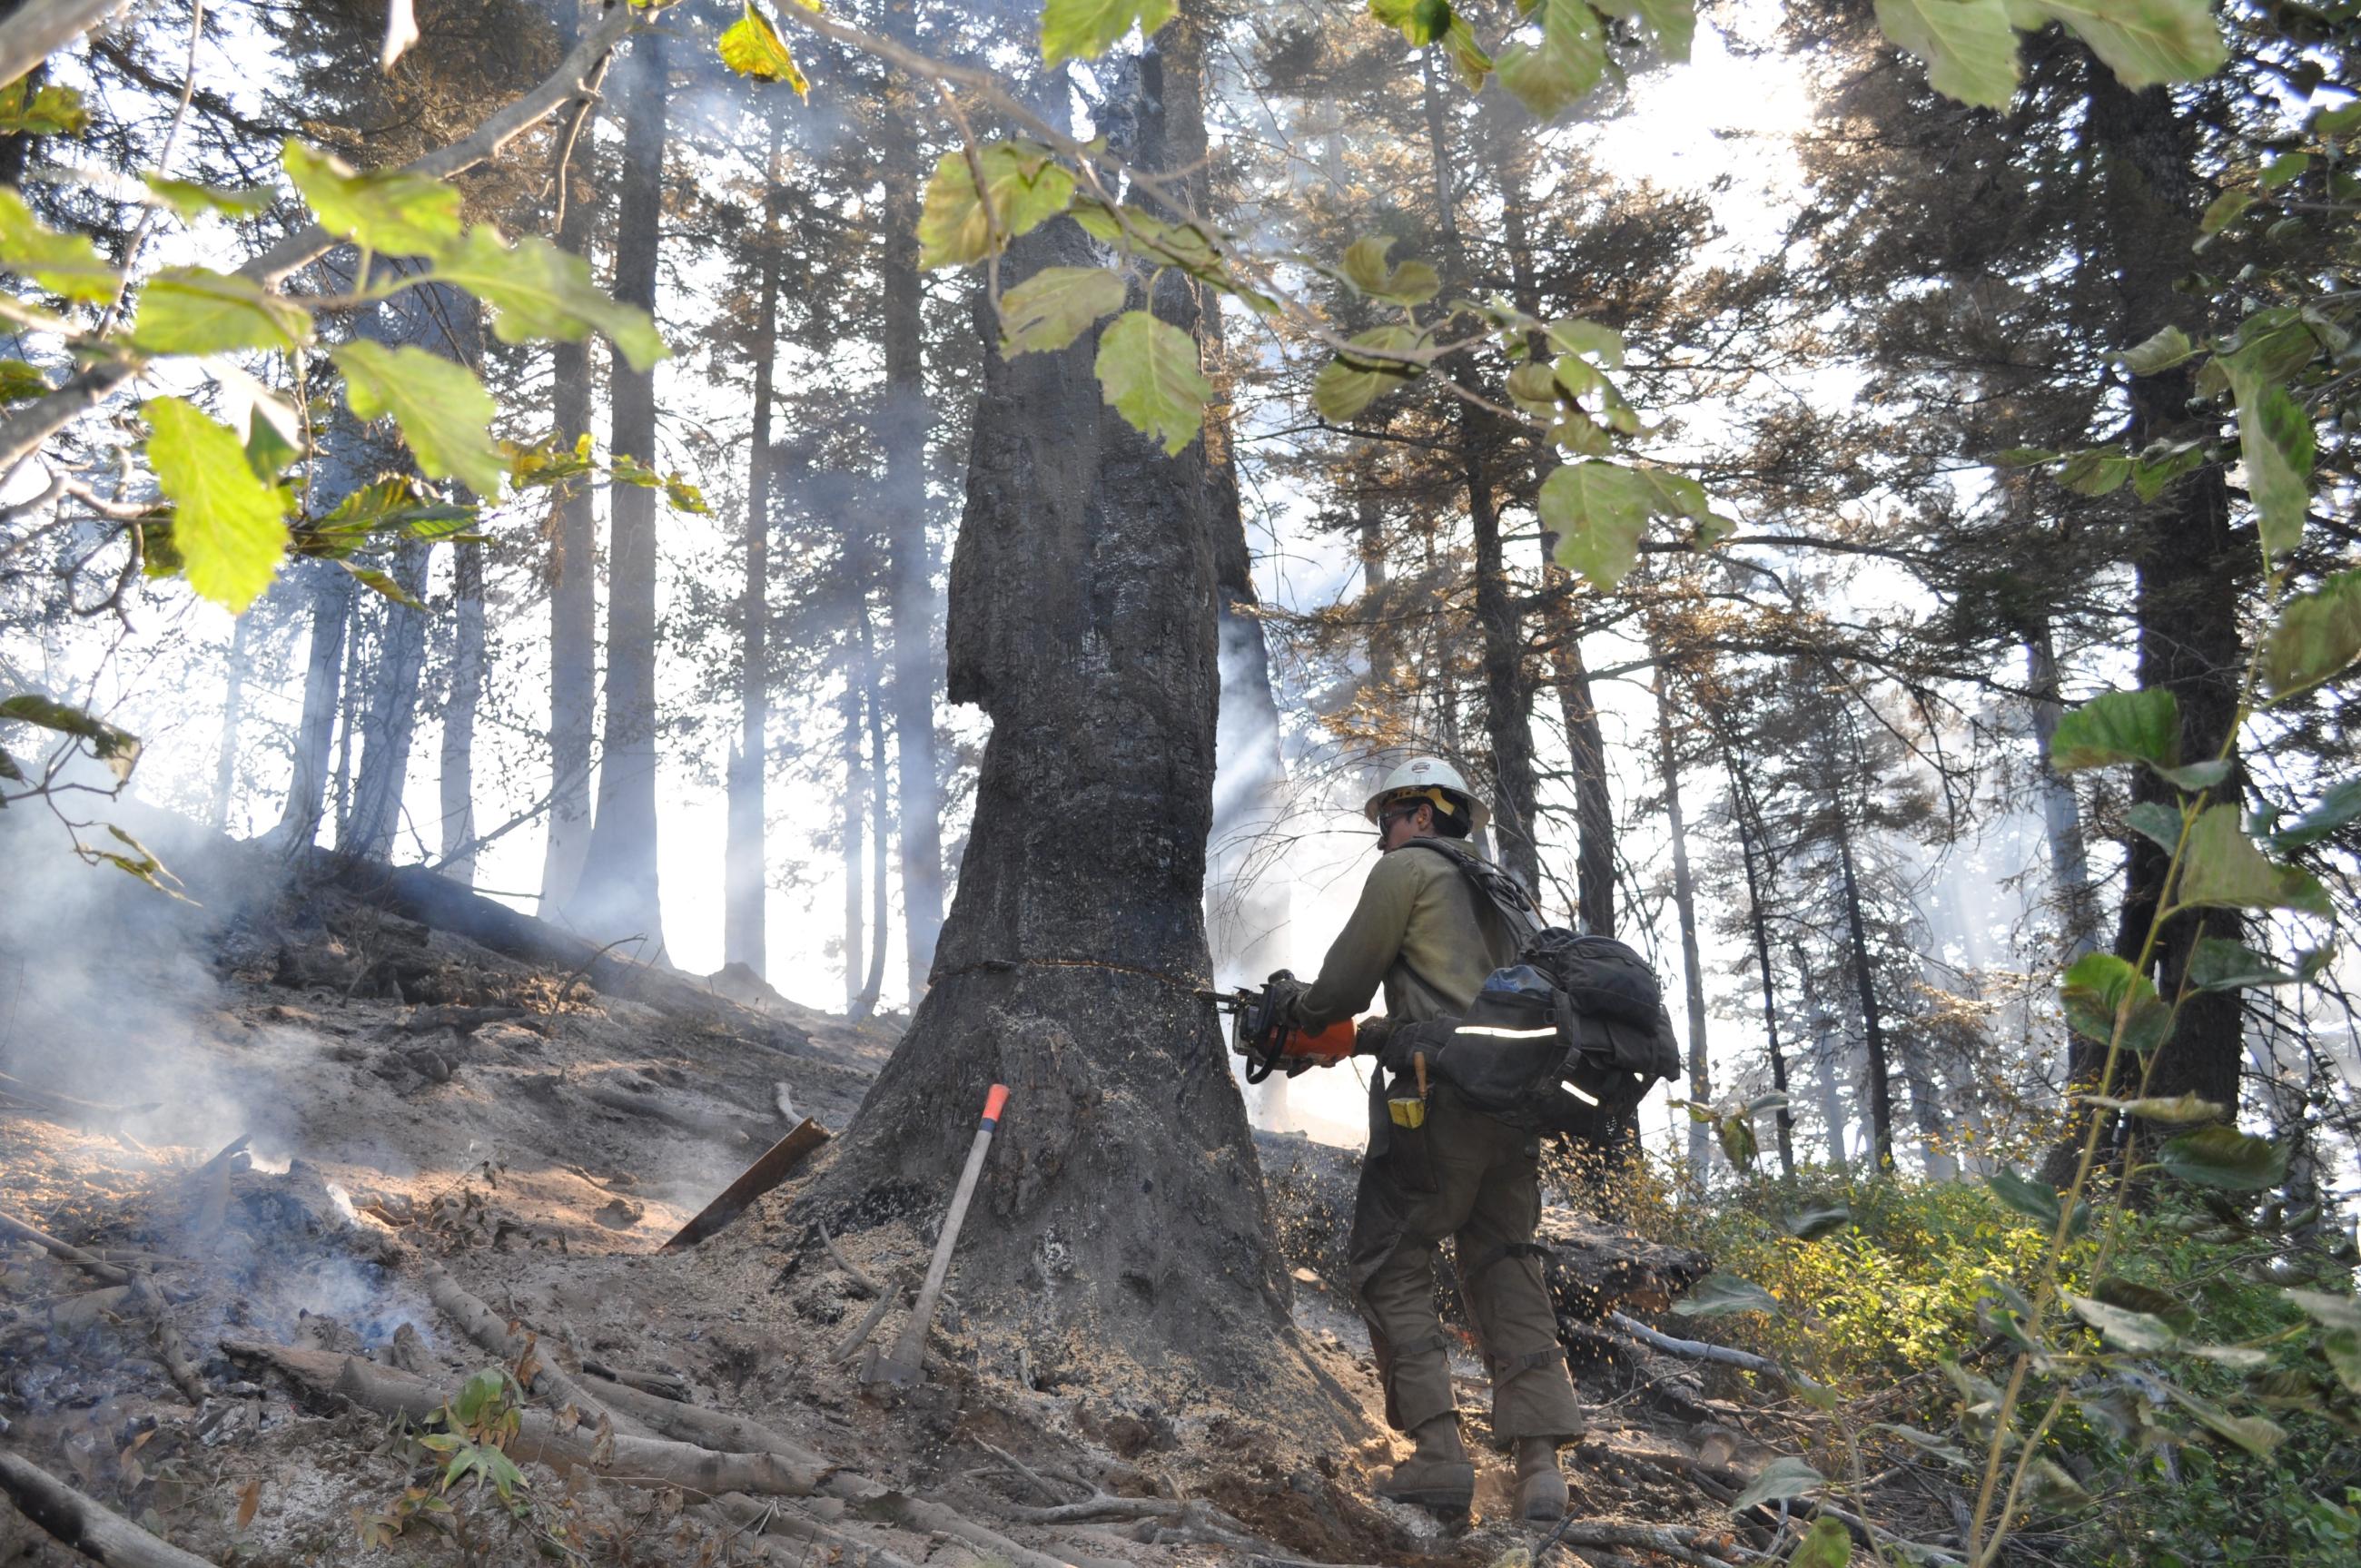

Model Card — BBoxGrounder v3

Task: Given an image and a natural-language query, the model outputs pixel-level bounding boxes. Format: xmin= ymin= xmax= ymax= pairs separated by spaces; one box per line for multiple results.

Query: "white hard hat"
xmin=1362 ymin=755 xmax=1489 ymax=836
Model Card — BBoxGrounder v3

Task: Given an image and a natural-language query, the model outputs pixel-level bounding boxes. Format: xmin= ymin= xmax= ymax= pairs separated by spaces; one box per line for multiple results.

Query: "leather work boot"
xmin=1377 ymin=1416 xmax=1475 ymax=1516
xmin=1514 ymin=1436 xmax=1568 ymax=1523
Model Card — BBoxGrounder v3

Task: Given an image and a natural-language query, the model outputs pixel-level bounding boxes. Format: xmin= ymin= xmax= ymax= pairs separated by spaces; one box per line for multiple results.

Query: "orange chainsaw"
xmin=1201 ymin=971 xmax=1357 ymax=1082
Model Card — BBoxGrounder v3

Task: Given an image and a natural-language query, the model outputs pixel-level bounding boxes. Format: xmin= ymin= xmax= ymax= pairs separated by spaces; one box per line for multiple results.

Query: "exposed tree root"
xmin=127 ymin=1275 xmax=207 ymax=1404
xmin=1607 ymin=1313 xmax=1788 ymax=1380
xmin=418 ymin=1261 xmax=630 ymax=1433
xmin=0 ymin=1208 xmax=132 ymax=1285
xmin=0 ymin=1450 xmax=219 ymax=1567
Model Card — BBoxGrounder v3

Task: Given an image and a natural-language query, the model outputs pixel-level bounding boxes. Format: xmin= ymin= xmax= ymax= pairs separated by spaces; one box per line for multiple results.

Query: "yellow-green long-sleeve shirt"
xmin=1292 ymin=839 xmax=1523 ymax=1031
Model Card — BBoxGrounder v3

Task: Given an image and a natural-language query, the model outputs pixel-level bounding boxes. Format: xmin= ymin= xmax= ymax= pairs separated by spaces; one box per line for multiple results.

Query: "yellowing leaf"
xmin=0 ymin=695 xmax=142 ymax=782
xmin=2262 ymin=568 xmax=2361 ymax=698
xmin=916 ymin=143 xmax=1075 ymax=271
xmin=2173 ymin=804 xmax=2331 ymax=917
xmin=143 ymin=175 xmax=272 ymax=220
xmin=0 ymin=79 xmax=89 ymax=137
xmin=2119 ymin=323 xmax=2195 ymax=375
xmin=2018 ymin=0 xmax=2226 ymax=91
xmin=1497 ymin=0 xmax=1607 ymax=122
xmin=1593 ymin=0 xmax=1699 ymax=62
xmin=718 ymin=3 xmax=809 ymax=95
xmin=142 ymin=396 xmax=291 ymax=613
xmin=427 ymin=227 xmax=668 ymax=371
xmin=1873 ymin=0 xmax=2020 ymax=110
xmin=129 ymin=268 xmax=313 ymax=356
xmin=0 ymin=189 xmax=120 ymax=303
xmin=1093 ymin=309 xmax=1209 ymax=456
xmin=1369 ymin=0 xmax=1455 ymax=47
xmin=2227 ymin=362 xmax=2314 ymax=562
xmin=282 ymin=140 xmax=462 ymax=257
xmin=1312 ymin=326 xmax=1423 ymax=423
xmin=333 ymin=341 xmax=507 ymax=499
xmin=998 ymin=266 xmax=1127 ymax=356
xmin=1339 ymin=236 xmax=1440 ymax=307
xmin=1041 ymin=0 xmax=1178 ymax=68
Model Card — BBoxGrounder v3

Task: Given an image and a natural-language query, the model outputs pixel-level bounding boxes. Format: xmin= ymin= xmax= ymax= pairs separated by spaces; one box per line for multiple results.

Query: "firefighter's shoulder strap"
xmin=1392 ymin=837 xmax=1546 ymax=942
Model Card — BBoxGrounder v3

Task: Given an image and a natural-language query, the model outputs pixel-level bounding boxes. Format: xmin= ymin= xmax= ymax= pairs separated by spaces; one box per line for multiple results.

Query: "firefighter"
xmin=1279 ymin=757 xmax=1583 ymax=1523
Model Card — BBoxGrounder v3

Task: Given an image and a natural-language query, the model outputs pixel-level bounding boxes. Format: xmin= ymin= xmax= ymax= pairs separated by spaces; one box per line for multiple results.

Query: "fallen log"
xmin=662 ymin=1118 xmax=830 ymax=1251
xmin=827 ymin=1475 xmax=1094 ymax=1568
xmin=419 ymin=1264 xmax=630 ymax=1434
xmin=0 ymin=1450 xmax=219 ymax=1567
xmin=1607 ymin=1311 xmax=1787 ymax=1380
xmin=0 ymin=1208 xmax=132 ymax=1286
xmin=582 ymin=1372 xmax=835 ymax=1477
xmin=717 ymin=1494 xmax=922 ymax=1568
xmin=220 ymin=1340 xmax=831 ymax=1501
xmin=0 ymin=1071 xmax=160 ymax=1129
xmin=579 ymin=1360 xmax=693 ymax=1403
xmin=129 ymin=1277 xmax=208 ymax=1405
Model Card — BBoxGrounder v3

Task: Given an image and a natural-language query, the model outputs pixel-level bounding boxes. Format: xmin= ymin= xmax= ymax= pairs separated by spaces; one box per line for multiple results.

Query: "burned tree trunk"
xmin=1656 ymin=666 xmax=1712 ymax=1178
xmin=803 ymin=32 xmax=1306 ymax=1402
xmin=440 ymin=540 xmax=484 ymax=883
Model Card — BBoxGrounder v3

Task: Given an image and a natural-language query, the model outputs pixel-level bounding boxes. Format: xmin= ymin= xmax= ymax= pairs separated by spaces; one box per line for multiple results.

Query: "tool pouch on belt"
xmin=1383 ymin=1053 xmax=1439 ymax=1193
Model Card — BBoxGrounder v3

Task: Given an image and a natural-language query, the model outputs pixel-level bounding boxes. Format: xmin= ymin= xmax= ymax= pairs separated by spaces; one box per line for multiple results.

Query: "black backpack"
xmin=1392 ymin=841 xmax=1681 ymax=1134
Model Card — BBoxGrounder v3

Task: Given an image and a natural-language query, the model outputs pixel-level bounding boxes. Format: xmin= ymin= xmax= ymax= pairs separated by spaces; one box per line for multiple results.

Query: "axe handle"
xmin=886 ymin=1084 xmax=1008 ymax=1372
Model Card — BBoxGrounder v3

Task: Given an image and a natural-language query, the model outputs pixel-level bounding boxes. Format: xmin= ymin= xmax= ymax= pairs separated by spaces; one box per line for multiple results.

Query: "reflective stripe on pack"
xmin=1455 ymin=1024 xmax=1558 ymax=1040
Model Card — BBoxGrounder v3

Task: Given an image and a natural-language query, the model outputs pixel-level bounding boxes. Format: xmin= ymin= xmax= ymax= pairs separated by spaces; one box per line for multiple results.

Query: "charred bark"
xmin=1655 ymin=670 xmax=1711 ymax=1178
xmin=270 ymin=563 xmax=352 ymax=851
xmin=1832 ymin=814 xmax=1897 ymax=1170
xmin=440 ymin=540 xmax=485 ymax=884
xmin=1728 ymin=752 xmax=1794 ymax=1178
xmin=346 ymin=538 xmax=430 ymax=862
xmin=804 ymin=29 xmax=1309 ymax=1403
xmin=574 ymin=27 xmax=667 ymax=949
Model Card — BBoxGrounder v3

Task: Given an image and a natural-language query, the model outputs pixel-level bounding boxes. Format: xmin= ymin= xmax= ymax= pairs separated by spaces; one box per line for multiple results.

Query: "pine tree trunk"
xmin=1793 ymin=942 xmax=1850 ymax=1166
xmin=1656 ymin=672 xmax=1712 ymax=1179
xmin=1420 ymin=52 xmax=1538 ymax=890
xmin=272 ymin=564 xmax=349 ymax=850
xmin=725 ymin=116 xmax=785 ymax=977
xmin=804 ymin=30 xmax=1308 ymax=1396
xmin=863 ymin=665 xmax=891 ymax=1014
xmin=440 ymin=541 xmax=484 ymax=883
xmin=212 ymin=613 xmax=249 ymax=833
xmin=332 ymin=598 xmax=362 ymax=844
xmin=878 ymin=66 xmax=943 ymax=1003
xmin=1728 ymin=753 xmax=1794 ymax=1178
xmin=841 ymin=685 xmax=866 ymax=1018
xmin=1832 ymin=814 xmax=1897 ymax=1170
xmin=2023 ymin=619 xmax=2099 ymax=961
xmin=573 ymin=27 xmax=667 ymax=950
xmin=347 ymin=540 xmax=432 ymax=862
xmin=539 ymin=0 xmax=606 ymax=912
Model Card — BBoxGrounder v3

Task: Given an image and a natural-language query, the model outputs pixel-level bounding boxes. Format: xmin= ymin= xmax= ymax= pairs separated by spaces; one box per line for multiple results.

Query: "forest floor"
xmin=0 ymin=809 xmax=1828 ymax=1568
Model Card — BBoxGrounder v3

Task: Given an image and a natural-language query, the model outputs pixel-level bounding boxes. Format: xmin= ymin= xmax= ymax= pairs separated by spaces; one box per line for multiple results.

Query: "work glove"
xmin=1261 ymin=968 xmax=1306 ymax=1029
xmin=1379 ymin=1019 xmax=1453 ymax=1080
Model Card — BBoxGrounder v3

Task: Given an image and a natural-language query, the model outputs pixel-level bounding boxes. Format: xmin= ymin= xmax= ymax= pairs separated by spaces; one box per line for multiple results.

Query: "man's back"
xmin=1295 ymin=840 xmax=1522 ymax=1030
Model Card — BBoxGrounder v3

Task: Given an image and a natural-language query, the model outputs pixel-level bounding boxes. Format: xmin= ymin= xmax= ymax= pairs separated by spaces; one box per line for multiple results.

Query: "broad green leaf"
xmin=2173 ymin=804 xmax=2330 ymax=916
xmin=427 ymin=227 xmax=667 ymax=371
xmin=2199 ymin=189 xmax=2254 ymax=236
xmin=2271 ymin=776 xmax=2361 ymax=850
xmin=2187 ymin=936 xmax=2299 ymax=991
xmin=2060 ymin=951 xmax=2173 ymax=1053
xmin=2123 ymin=800 xmax=2184 ymax=853
xmin=2066 ymin=1291 xmax=2178 ymax=1352
xmin=2259 ymin=152 xmax=2312 ymax=191
xmin=0 ymin=79 xmax=88 ymax=137
xmin=2021 ymin=0 xmax=2227 ymax=91
xmin=0 ymin=360 xmax=48 ymax=402
xmin=1540 ymin=460 xmax=1655 ymax=589
xmin=2160 ymin=1382 xmax=2286 ymax=1455
xmin=1094 ymin=310 xmax=1210 ymax=456
xmin=998 ymin=267 xmax=1126 ymax=356
xmin=2050 ymin=686 xmax=2178 ymax=772
xmin=1730 ymin=1455 xmax=1823 ymax=1512
xmin=718 ymin=2 xmax=808 ymax=95
xmin=2058 ymin=449 xmax=2130 ymax=495
xmin=1594 ymin=0 xmax=1700 ymax=61
xmin=1040 ymin=0 xmax=1177 ymax=67
xmin=1671 ymin=1272 xmax=1780 ymax=1317
xmin=1442 ymin=15 xmax=1493 ymax=87
xmin=916 ymin=143 xmax=1075 ymax=270
xmin=2261 ymin=568 xmax=2361 ymax=698
xmin=2284 ymin=1288 xmax=2361 ymax=1334
xmin=2131 ymin=441 xmax=2206 ymax=502
xmin=2094 ymin=1277 xmax=2198 ymax=1334
xmin=0 ymin=695 xmax=141 ymax=783
xmin=128 ymin=268 xmax=312 ymax=356
xmin=1339 ymin=236 xmax=1440 ymax=307
xmin=1783 ymin=1201 xmax=1852 ymax=1240
xmin=333 ymin=341 xmax=507 ymax=499
xmin=342 ymin=559 xmax=424 ymax=610
xmin=1987 ymin=1168 xmax=2087 ymax=1236
xmin=2321 ymin=1328 xmax=2361 ymax=1395
xmin=1547 ymin=317 xmax=1625 ymax=368
xmin=1497 ymin=0 xmax=1607 ymax=122
xmin=282 ymin=140 xmax=461 ymax=258
xmin=2119 ymin=323 xmax=2195 ymax=375
xmin=2087 ymin=1092 xmax=2226 ymax=1125
xmin=2227 ymin=365 xmax=2313 ymax=561
xmin=1312 ymin=326 xmax=1422 ymax=423
xmin=1873 ymin=0 xmax=2020 ymax=110
xmin=0 ymin=744 xmax=18 ymax=784
xmin=2154 ymin=758 xmax=2231 ymax=792
xmin=141 ymin=397 xmax=290 ymax=613
xmin=0 ymin=189 xmax=120 ymax=302
xmin=1369 ymin=0 xmax=1455 ymax=47
xmin=2157 ymin=1125 xmax=2287 ymax=1192
xmin=143 ymin=175 xmax=272 ymax=219
xmin=1069 ymin=201 xmax=1226 ymax=276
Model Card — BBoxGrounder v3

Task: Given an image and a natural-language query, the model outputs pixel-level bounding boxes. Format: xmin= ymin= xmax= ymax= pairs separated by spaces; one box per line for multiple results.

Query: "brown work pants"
xmin=1348 ymin=1085 xmax=1585 ymax=1445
